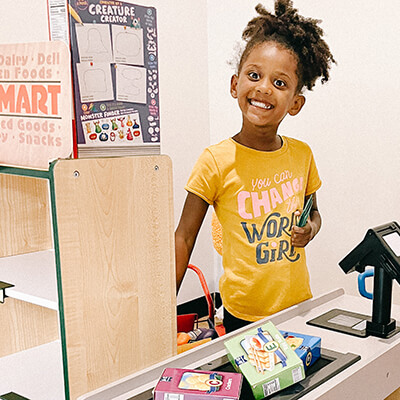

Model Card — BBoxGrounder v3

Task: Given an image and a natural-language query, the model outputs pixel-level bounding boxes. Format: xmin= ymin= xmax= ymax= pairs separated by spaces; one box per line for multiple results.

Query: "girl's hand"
xmin=291 ymin=210 xmax=315 ymax=248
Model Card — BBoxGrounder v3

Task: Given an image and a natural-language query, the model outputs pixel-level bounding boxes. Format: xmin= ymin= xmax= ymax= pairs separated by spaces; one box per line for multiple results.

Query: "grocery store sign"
xmin=0 ymin=41 xmax=72 ymax=169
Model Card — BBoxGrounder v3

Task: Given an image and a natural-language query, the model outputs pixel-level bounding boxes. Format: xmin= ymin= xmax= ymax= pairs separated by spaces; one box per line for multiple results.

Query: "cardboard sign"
xmin=0 ymin=41 xmax=72 ymax=169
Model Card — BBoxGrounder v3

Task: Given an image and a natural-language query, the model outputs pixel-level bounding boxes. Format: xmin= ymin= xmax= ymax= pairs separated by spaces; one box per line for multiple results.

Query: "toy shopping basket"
xmin=177 ymin=264 xmax=225 ymax=338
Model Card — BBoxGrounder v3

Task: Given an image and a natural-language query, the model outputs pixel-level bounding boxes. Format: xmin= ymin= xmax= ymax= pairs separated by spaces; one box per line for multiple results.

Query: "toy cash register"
xmin=308 ymin=221 xmax=400 ymax=338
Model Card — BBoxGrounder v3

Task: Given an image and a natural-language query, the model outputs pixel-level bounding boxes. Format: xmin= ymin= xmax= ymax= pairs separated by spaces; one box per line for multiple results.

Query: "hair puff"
xmin=238 ymin=0 xmax=335 ymax=91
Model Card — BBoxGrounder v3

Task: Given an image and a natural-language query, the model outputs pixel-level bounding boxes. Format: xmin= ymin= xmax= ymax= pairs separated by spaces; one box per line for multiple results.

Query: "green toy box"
xmin=224 ymin=321 xmax=305 ymax=399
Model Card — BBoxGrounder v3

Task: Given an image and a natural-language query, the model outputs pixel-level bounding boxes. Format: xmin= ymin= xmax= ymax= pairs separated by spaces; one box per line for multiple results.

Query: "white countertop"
xmin=277 ymin=292 xmax=400 ymax=400
xmin=78 ymin=289 xmax=400 ymax=400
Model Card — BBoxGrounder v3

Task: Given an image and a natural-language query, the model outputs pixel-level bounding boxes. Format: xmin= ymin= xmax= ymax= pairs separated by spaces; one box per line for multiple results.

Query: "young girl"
xmin=175 ymin=0 xmax=335 ymax=333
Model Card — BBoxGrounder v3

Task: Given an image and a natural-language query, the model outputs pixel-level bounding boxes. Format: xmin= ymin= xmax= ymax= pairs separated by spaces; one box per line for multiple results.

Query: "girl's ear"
xmin=230 ymin=74 xmax=238 ymax=98
xmin=288 ymin=94 xmax=306 ymax=116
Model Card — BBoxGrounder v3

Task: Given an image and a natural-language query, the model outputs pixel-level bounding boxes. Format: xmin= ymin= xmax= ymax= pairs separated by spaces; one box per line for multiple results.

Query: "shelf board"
xmin=0 ymin=250 xmax=58 ymax=310
xmin=0 ymin=340 xmax=64 ymax=400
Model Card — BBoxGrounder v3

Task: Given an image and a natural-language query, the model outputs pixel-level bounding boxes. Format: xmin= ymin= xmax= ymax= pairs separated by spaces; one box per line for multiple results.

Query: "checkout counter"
xmin=78 ymin=222 xmax=400 ymax=400
xmin=76 ymin=289 xmax=400 ymax=400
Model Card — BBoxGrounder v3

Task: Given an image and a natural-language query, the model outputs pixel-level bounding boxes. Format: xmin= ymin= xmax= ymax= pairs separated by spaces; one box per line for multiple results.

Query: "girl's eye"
xmin=248 ymin=71 xmax=260 ymax=80
xmin=274 ymin=79 xmax=286 ymax=88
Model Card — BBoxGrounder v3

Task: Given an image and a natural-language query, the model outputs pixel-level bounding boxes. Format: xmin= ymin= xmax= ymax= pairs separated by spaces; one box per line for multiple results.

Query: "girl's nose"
xmin=256 ymin=78 xmax=272 ymax=95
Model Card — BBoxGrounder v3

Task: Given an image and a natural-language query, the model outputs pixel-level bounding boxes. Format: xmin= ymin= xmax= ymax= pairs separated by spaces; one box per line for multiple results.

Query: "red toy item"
xmin=177 ymin=265 xmax=225 ymax=340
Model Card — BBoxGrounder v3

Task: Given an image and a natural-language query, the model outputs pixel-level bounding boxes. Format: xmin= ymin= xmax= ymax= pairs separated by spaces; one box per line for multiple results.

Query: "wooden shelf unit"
xmin=0 ymin=250 xmax=58 ymax=310
xmin=0 ymin=156 xmax=177 ymax=400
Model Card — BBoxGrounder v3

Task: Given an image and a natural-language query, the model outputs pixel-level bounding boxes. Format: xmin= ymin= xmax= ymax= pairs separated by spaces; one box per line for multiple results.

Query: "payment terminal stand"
xmin=307 ymin=221 xmax=400 ymax=338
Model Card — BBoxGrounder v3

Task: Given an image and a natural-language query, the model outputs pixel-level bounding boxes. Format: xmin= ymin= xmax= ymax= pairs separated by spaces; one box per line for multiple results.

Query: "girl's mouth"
xmin=249 ymin=99 xmax=274 ymax=110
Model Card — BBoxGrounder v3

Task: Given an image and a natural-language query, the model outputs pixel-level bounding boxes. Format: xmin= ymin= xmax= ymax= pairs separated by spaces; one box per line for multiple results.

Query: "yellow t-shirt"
xmin=185 ymin=137 xmax=321 ymax=321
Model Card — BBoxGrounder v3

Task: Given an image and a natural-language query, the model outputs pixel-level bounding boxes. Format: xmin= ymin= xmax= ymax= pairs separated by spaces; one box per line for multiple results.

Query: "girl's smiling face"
xmin=231 ymin=41 xmax=305 ymax=138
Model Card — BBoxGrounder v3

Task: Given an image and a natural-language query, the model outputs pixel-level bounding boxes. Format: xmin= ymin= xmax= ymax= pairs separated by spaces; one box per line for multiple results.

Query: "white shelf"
xmin=0 ymin=250 xmax=58 ymax=310
xmin=0 ymin=340 xmax=64 ymax=400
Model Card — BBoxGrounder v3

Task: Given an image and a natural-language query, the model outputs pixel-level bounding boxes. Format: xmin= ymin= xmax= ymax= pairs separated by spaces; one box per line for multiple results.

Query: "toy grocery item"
xmin=153 ymin=368 xmax=242 ymax=399
xmin=178 ymin=327 xmax=217 ymax=344
xmin=280 ymin=330 xmax=321 ymax=370
xmin=177 ymin=338 xmax=212 ymax=354
xmin=224 ymin=321 xmax=305 ymax=399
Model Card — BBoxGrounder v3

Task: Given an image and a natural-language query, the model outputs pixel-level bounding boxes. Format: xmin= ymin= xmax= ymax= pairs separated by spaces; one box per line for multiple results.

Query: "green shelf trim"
xmin=0 ymin=281 xmax=14 ymax=290
xmin=0 ymin=392 xmax=30 ymax=400
xmin=0 ymin=281 xmax=14 ymax=304
xmin=48 ymin=161 xmax=70 ymax=400
xmin=0 ymin=165 xmax=52 ymax=179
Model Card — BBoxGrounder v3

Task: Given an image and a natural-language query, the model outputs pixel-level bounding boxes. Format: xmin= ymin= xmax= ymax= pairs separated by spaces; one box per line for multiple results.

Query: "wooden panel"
xmin=53 ymin=156 xmax=176 ymax=400
xmin=0 ymin=174 xmax=52 ymax=257
xmin=0 ymin=298 xmax=58 ymax=357
xmin=386 ymin=387 xmax=400 ymax=399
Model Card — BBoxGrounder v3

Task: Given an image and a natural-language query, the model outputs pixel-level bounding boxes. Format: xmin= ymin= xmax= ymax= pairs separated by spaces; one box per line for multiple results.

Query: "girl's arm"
xmin=175 ymin=192 xmax=209 ymax=292
xmin=291 ymin=192 xmax=321 ymax=248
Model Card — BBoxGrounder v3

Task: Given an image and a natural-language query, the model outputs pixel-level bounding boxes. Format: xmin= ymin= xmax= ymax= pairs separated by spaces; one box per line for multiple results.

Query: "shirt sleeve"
xmin=306 ymin=148 xmax=322 ymax=196
xmin=185 ymin=148 xmax=220 ymax=205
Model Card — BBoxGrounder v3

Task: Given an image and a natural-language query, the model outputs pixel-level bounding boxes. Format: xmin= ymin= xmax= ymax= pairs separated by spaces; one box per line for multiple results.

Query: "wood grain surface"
xmin=0 ymin=298 xmax=58 ymax=357
xmin=53 ymin=156 xmax=176 ymax=399
xmin=0 ymin=174 xmax=52 ymax=257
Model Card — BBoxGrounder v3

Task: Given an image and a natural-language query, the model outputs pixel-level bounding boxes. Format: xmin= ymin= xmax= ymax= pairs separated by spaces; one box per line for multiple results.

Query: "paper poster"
xmin=112 ymin=25 xmax=144 ymax=65
xmin=76 ymin=62 xmax=114 ymax=102
xmin=0 ymin=41 xmax=73 ymax=169
xmin=68 ymin=0 xmax=160 ymax=150
xmin=115 ymin=64 xmax=146 ymax=103
xmin=75 ymin=24 xmax=113 ymax=62
xmin=82 ymin=109 xmax=143 ymax=145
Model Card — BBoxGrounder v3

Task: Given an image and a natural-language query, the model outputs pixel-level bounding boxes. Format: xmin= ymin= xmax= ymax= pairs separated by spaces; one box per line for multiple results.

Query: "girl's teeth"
xmin=251 ymin=100 xmax=272 ymax=109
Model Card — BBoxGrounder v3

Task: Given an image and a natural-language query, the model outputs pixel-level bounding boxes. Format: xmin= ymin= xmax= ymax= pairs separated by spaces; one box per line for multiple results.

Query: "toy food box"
xmin=153 ymin=368 xmax=243 ymax=400
xmin=280 ymin=330 xmax=321 ymax=370
xmin=224 ymin=321 xmax=305 ymax=399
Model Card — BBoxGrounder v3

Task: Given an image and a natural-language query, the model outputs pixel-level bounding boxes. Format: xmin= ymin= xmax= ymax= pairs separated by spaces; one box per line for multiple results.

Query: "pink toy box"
xmin=153 ymin=368 xmax=242 ymax=400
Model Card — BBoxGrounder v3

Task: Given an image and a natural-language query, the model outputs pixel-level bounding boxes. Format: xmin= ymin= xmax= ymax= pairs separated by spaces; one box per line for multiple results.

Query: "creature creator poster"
xmin=68 ymin=0 xmax=160 ymax=154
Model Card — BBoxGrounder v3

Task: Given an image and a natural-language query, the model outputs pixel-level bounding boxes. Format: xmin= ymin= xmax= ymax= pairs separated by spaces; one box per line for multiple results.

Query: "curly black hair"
xmin=238 ymin=0 xmax=335 ymax=92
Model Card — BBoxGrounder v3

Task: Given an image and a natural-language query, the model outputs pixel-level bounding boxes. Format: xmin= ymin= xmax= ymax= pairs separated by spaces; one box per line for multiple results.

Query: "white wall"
xmin=154 ymin=1 xmax=214 ymax=304
xmin=207 ymin=0 xmax=400 ymax=303
xmin=0 ymin=1 xmax=49 ymax=43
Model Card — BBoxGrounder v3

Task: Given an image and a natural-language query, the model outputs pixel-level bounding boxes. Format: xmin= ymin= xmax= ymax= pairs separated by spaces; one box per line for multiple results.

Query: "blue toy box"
xmin=280 ymin=331 xmax=321 ymax=370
